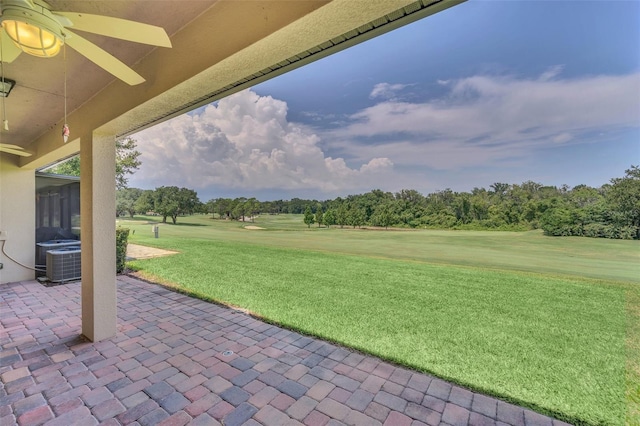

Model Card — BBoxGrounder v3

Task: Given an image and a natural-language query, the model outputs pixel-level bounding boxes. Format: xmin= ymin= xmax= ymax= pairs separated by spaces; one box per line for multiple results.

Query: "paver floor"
xmin=0 ymin=276 xmax=567 ymax=426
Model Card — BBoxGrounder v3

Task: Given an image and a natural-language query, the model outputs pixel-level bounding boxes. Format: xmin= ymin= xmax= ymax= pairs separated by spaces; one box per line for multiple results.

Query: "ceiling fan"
xmin=0 ymin=0 xmax=172 ymax=85
xmin=0 ymin=143 xmax=31 ymax=156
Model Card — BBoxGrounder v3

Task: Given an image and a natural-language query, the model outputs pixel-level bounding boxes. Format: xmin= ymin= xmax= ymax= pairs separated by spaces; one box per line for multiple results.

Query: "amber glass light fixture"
xmin=0 ymin=5 xmax=65 ymax=59
xmin=3 ymin=19 xmax=62 ymax=57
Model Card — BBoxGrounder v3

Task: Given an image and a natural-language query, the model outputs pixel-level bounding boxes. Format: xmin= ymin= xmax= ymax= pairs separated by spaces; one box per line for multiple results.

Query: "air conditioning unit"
xmin=46 ymin=247 xmax=81 ymax=283
xmin=36 ymin=239 xmax=81 ymax=272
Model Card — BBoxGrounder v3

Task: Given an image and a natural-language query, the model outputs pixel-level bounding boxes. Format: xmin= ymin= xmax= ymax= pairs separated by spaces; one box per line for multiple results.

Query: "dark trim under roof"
xmin=36 ymin=172 xmax=80 ymax=191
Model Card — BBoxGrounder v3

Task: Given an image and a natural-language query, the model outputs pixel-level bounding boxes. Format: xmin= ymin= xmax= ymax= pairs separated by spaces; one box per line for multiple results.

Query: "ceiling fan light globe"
xmin=2 ymin=19 xmax=62 ymax=57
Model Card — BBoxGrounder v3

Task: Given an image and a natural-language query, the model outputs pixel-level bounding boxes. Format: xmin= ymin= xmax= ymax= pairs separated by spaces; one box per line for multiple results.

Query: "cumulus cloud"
xmin=130 ymin=70 xmax=639 ymax=197
xmin=331 ymin=70 xmax=640 ymax=170
xmin=132 ymin=89 xmax=392 ymax=194
xmin=369 ymin=82 xmax=409 ymax=100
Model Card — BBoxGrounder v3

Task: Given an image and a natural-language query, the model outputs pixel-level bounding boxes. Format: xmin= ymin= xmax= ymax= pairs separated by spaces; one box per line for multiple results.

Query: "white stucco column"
xmin=80 ymin=132 xmax=117 ymax=341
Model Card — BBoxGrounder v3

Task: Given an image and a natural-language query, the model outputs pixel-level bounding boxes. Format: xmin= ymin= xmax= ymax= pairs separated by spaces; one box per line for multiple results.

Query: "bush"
xmin=541 ymin=208 xmax=574 ymax=236
xmin=581 ymin=223 xmax=637 ymax=239
xmin=613 ymin=225 xmax=638 ymax=240
xmin=583 ymin=223 xmax=608 ymax=238
xmin=116 ymin=227 xmax=130 ymax=273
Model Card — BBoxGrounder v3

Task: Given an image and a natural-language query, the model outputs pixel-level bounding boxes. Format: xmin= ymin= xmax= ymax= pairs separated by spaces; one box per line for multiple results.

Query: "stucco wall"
xmin=0 ymin=154 xmax=35 ymax=284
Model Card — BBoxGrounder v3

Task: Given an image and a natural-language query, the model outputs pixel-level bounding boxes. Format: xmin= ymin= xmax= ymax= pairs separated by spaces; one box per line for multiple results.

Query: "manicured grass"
xmin=628 ymin=292 xmax=640 ymax=426
xmin=122 ymin=214 xmax=639 ymax=425
xmin=120 ymin=214 xmax=639 ymax=283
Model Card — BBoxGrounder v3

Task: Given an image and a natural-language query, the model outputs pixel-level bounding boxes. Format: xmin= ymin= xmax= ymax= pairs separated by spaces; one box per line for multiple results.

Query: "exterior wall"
xmin=0 ymin=155 xmax=35 ymax=284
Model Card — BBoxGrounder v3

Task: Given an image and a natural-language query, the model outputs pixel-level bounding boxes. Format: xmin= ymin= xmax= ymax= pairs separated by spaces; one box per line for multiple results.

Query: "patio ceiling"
xmin=1 ymin=0 xmax=464 ymax=168
xmin=1 ymin=0 xmax=217 ymax=149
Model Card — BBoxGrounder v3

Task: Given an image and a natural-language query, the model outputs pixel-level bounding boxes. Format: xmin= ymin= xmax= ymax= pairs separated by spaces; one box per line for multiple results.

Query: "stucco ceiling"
xmin=1 ymin=0 xmax=218 ymax=148
xmin=0 ymin=0 xmax=465 ymax=167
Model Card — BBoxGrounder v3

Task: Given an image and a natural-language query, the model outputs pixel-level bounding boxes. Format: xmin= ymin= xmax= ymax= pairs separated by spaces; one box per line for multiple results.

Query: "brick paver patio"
xmin=0 ymin=276 xmax=567 ymax=426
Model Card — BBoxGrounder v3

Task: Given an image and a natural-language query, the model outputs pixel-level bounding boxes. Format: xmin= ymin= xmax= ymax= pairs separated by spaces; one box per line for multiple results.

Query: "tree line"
xmin=116 ymin=166 xmax=639 ymax=240
xmin=45 ymin=137 xmax=638 ymax=239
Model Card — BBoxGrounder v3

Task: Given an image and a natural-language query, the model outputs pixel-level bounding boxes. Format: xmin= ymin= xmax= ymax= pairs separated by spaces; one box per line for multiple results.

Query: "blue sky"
xmin=130 ymin=0 xmax=640 ymax=201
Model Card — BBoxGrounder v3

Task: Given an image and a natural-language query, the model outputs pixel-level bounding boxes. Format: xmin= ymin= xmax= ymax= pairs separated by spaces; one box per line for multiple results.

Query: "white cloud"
xmin=538 ymin=65 xmax=565 ymax=82
xmin=130 ymin=71 xmax=639 ymax=197
xmin=132 ymin=89 xmax=392 ymax=194
xmin=369 ymin=83 xmax=409 ymax=100
xmin=552 ymin=132 xmax=573 ymax=144
xmin=331 ymin=71 xmax=640 ymax=170
xmin=299 ymin=111 xmax=339 ymax=122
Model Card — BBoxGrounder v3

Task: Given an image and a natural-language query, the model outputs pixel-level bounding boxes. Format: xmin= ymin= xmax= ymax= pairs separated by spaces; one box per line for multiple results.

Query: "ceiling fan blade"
xmin=64 ymin=29 xmax=145 ymax=85
xmin=15 ymin=0 xmax=35 ymax=7
xmin=54 ymin=12 xmax=171 ymax=48
xmin=0 ymin=146 xmax=33 ymax=157
xmin=0 ymin=29 xmax=23 ymax=63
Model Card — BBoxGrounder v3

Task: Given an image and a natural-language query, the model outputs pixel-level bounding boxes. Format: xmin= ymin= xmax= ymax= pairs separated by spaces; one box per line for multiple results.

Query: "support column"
xmin=80 ymin=131 xmax=117 ymax=341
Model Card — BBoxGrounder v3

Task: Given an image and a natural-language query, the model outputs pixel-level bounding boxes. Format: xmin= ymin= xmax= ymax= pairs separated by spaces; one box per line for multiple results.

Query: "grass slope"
xmin=121 ymin=214 xmax=639 ymax=283
xmin=122 ymin=215 xmax=639 ymax=425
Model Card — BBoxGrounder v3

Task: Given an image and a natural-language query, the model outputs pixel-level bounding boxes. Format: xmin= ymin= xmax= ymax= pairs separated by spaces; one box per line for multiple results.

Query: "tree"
xmin=490 ymin=182 xmax=510 ymax=198
xmin=540 ymin=207 xmax=577 ymax=236
xmin=246 ymin=198 xmax=259 ymax=222
xmin=347 ymin=206 xmax=366 ymax=228
xmin=205 ymin=199 xmax=217 ymax=218
xmin=46 ymin=137 xmax=142 ymax=189
xmin=370 ymin=202 xmax=397 ymax=229
xmin=194 ymin=200 xmax=207 ymax=214
xmin=152 ymin=186 xmax=200 ymax=224
xmin=48 ymin=156 xmax=80 ymax=176
xmin=452 ymin=193 xmax=472 ymax=224
xmin=289 ymin=198 xmax=309 ymax=214
xmin=470 ymin=191 xmax=490 ymax=221
xmin=569 ymin=185 xmax=602 ymax=208
xmin=336 ymin=203 xmax=348 ymax=228
xmin=233 ymin=198 xmax=247 ymax=221
xmin=210 ymin=198 xmax=233 ymax=219
xmin=116 ymin=188 xmax=143 ymax=217
xmin=178 ymin=188 xmax=200 ymax=216
xmin=303 ymin=206 xmax=315 ymax=228
xmin=324 ymin=209 xmax=336 ymax=228
xmin=153 ymin=186 xmax=180 ymax=224
xmin=315 ymin=207 xmax=324 ymax=228
xmin=115 ymin=137 xmax=142 ymax=189
xmin=396 ymin=189 xmax=424 ymax=205
xmin=134 ymin=190 xmax=154 ymax=215
xmin=607 ymin=165 xmax=640 ymax=238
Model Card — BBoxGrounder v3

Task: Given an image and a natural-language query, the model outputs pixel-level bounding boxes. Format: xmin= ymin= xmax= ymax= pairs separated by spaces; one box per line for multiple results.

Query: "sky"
xmin=129 ymin=0 xmax=640 ymax=202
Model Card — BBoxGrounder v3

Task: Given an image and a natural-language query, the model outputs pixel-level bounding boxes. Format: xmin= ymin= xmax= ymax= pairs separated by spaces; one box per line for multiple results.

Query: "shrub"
xmin=614 ymin=225 xmax=638 ymax=240
xmin=541 ymin=208 xmax=574 ymax=236
xmin=116 ymin=227 xmax=130 ymax=273
xmin=583 ymin=223 xmax=608 ymax=238
xmin=582 ymin=223 xmax=637 ymax=239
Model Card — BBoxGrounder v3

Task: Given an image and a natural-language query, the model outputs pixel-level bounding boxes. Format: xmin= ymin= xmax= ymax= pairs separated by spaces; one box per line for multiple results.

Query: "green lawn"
xmin=122 ymin=214 xmax=640 ymax=425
